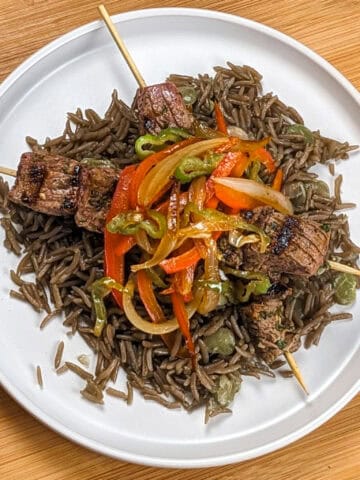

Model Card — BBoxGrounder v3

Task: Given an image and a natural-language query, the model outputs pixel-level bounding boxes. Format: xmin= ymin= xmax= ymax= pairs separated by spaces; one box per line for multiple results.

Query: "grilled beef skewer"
xmin=8 ymin=151 xmax=119 ymax=233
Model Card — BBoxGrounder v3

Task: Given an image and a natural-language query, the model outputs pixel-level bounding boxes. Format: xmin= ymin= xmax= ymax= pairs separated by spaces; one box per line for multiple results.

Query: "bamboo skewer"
xmin=97 ymin=4 xmax=146 ymax=89
xmin=284 ymin=352 xmax=309 ymax=395
xmin=0 ymin=166 xmax=16 ymax=177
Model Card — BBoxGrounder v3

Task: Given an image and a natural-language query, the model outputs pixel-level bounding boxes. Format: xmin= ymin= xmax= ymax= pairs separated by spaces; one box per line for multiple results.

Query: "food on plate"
xmin=0 ymin=63 xmax=358 ymax=421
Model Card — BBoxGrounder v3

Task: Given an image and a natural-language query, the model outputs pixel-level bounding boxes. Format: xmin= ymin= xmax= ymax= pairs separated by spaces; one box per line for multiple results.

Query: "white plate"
xmin=0 ymin=7 xmax=359 ymax=468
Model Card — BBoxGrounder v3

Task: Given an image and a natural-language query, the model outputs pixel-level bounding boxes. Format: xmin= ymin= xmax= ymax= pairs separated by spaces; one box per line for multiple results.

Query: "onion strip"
xmin=213 ymin=177 xmax=293 ymax=215
xmin=123 ymin=278 xmax=198 ymax=335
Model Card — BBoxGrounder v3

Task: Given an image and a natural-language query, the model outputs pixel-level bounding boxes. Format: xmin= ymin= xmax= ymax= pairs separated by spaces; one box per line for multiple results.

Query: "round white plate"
xmin=0 ymin=8 xmax=359 ymax=469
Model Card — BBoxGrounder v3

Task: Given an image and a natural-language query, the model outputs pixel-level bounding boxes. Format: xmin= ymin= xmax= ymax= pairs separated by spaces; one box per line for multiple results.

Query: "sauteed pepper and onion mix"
xmin=92 ymin=107 xmax=292 ymax=362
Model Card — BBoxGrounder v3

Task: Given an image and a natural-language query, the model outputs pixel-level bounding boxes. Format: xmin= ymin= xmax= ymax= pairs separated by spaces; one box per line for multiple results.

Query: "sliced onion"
xmin=197 ymin=238 xmax=221 ymax=315
xmin=227 ymin=125 xmax=249 ymax=140
xmin=138 ymin=137 xmax=229 ymax=207
xmin=131 ymin=232 xmax=180 ymax=272
xmin=123 ymin=278 xmax=198 ymax=335
xmin=213 ymin=177 xmax=293 ymax=215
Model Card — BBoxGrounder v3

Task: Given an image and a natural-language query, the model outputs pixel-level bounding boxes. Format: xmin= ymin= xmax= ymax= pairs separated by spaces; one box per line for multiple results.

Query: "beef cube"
xmin=134 ymin=82 xmax=194 ymax=134
xmin=75 ymin=166 xmax=119 ymax=233
xmin=242 ymin=207 xmax=329 ymax=277
xmin=8 ymin=152 xmax=80 ymax=216
xmin=239 ymin=289 xmax=301 ymax=364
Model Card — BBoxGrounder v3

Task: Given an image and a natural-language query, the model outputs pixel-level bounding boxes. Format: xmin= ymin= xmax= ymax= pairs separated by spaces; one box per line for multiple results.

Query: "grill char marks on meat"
xmin=75 ymin=166 xmax=119 ymax=233
xmin=239 ymin=289 xmax=301 ymax=364
xmin=134 ymin=82 xmax=194 ymax=134
xmin=242 ymin=207 xmax=330 ymax=277
xmin=8 ymin=152 xmax=80 ymax=216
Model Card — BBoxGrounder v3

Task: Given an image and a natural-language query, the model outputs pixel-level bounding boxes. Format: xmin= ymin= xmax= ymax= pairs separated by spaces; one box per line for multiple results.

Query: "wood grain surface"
xmin=0 ymin=1 xmax=359 ymax=479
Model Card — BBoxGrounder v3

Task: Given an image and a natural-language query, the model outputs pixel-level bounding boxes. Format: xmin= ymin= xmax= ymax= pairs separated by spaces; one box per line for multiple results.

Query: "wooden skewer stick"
xmin=284 ymin=351 xmax=309 ymax=395
xmin=0 ymin=166 xmax=16 ymax=177
xmin=328 ymin=260 xmax=360 ymax=276
xmin=97 ymin=4 xmax=146 ymax=89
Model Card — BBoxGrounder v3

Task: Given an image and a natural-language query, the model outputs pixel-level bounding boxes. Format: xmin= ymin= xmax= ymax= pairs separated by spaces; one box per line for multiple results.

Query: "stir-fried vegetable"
xmin=214 ymin=103 xmax=228 ymax=134
xmin=95 ymin=123 xmax=299 ymax=359
xmin=123 ymin=277 xmax=199 ymax=335
xmin=333 ymin=272 xmax=357 ymax=305
xmin=107 ymin=210 xmax=166 ymax=239
xmin=135 ymin=128 xmax=192 ymax=160
xmin=91 ymin=277 xmax=125 ymax=337
xmin=272 ymin=168 xmax=283 ymax=191
xmin=178 ymin=86 xmax=198 ymax=106
xmin=174 ymin=154 xmax=221 ymax=183
xmin=204 ymin=327 xmax=236 ymax=356
xmin=287 ymin=123 xmax=314 ymax=144
xmin=214 ymin=374 xmax=241 ymax=407
xmin=213 ymin=177 xmax=293 ymax=215
xmin=80 ymin=158 xmax=116 ymax=169
xmin=104 ymin=165 xmax=136 ymax=310
xmin=137 ymin=137 xmax=233 ymax=207
xmin=223 ymin=267 xmax=271 ymax=302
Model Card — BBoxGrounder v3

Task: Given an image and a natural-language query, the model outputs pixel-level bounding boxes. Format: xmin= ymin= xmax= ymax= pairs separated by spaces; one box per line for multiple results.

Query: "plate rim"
xmin=0 ymin=7 xmax=359 ymax=468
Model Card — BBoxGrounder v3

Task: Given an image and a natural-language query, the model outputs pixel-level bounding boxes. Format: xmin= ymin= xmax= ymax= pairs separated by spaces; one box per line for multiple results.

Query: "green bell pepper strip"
xmin=91 ymin=277 xmax=125 ymax=337
xmin=287 ymin=124 xmax=314 ymax=144
xmin=174 ymin=153 xmax=222 ymax=183
xmin=106 ymin=210 xmax=167 ymax=239
xmin=135 ymin=128 xmax=192 ymax=160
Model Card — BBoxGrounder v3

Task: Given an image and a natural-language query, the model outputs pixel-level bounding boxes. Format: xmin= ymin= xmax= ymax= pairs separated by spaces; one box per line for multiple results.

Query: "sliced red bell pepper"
xmin=114 ymin=235 xmax=137 ymax=257
xmin=160 ymin=246 xmax=201 ymax=274
xmin=105 ymin=165 xmax=137 ymax=308
xmin=230 ymin=152 xmax=251 ymax=177
xmin=206 ymin=151 xmax=246 ymax=203
xmin=250 ymin=147 xmax=276 ymax=173
xmin=173 ymin=263 xmax=197 ymax=298
xmin=171 ymin=291 xmax=195 ymax=358
xmin=214 ymin=182 xmax=261 ymax=210
xmin=129 ymin=137 xmax=200 ymax=209
xmin=137 ymin=270 xmax=167 ymax=323
xmin=272 ymin=168 xmax=283 ymax=191
xmin=214 ymin=102 xmax=228 ymax=134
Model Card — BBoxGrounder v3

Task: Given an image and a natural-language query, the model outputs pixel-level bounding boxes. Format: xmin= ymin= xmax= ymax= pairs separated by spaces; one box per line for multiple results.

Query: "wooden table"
xmin=0 ymin=1 xmax=359 ymax=479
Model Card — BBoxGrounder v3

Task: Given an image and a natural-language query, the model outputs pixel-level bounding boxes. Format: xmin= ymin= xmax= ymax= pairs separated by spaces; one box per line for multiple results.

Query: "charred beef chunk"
xmin=8 ymin=152 xmax=80 ymax=216
xmin=239 ymin=289 xmax=301 ymax=364
xmin=75 ymin=166 xmax=119 ymax=233
xmin=134 ymin=82 xmax=194 ymax=134
xmin=242 ymin=207 xmax=329 ymax=277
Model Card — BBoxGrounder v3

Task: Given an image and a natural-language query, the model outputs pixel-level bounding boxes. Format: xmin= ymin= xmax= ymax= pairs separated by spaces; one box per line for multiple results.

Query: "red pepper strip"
xmin=114 ymin=235 xmax=137 ymax=257
xmin=160 ymin=247 xmax=201 ymax=274
xmin=231 ymin=152 xmax=251 ymax=177
xmin=137 ymin=270 xmax=167 ymax=323
xmin=206 ymin=151 xmax=245 ymax=203
xmin=171 ymin=291 xmax=195 ymax=358
xmin=137 ymin=271 xmax=181 ymax=353
xmin=173 ymin=263 xmax=197 ymax=298
xmin=272 ymin=168 xmax=283 ymax=191
xmin=105 ymin=165 xmax=137 ymax=308
xmin=214 ymin=137 xmax=240 ymax=153
xmin=205 ymin=196 xmax=219 ymax=209
xmin=214 ymin=182 xmax=262 ymax=210
xmin=129 ymin=137 xmax=200 ymax=209
xmin=250 ymin=147 xmax=276 ymax=173
xmin=214 ymin=102 xmax=228 ymax=134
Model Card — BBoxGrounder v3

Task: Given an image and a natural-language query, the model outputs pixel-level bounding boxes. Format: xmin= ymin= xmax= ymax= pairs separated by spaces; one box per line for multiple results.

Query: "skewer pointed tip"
xmin=284 ymin=351 xmax=309 ymax=395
